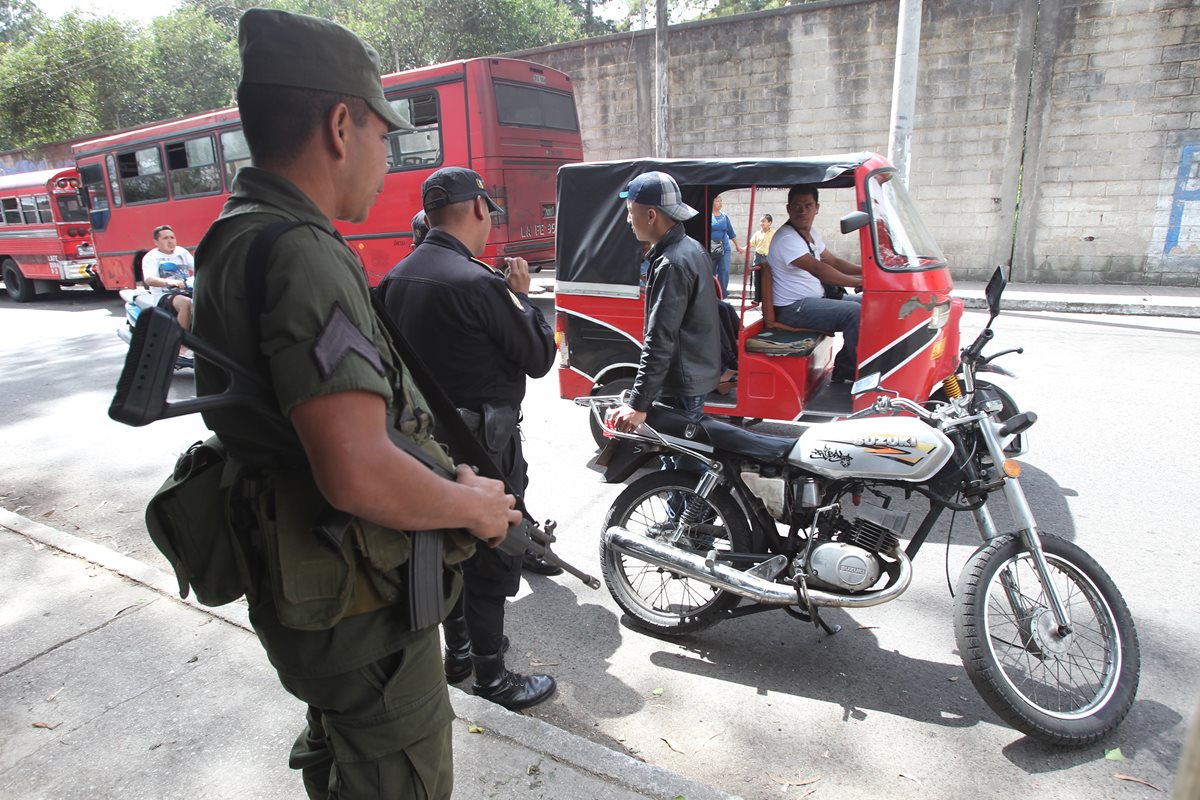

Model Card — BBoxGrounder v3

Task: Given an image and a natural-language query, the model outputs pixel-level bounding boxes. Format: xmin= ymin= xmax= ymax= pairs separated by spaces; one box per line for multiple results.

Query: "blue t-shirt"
xmin=710 ymin=213 xmax=736 ymax=250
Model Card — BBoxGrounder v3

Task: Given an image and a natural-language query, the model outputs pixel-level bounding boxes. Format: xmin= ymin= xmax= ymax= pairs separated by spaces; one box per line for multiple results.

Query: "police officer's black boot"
xmin=470 ymin=648 xmax=556 ymax=711
xmin=443 ymin=614 xmax=473 ymax=683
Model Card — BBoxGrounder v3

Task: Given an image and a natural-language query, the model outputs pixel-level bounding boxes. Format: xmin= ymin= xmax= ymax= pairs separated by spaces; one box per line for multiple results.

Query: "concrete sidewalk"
xmin=529 ymin=271 xmax=1200 ymax=318
xmin=0 ymin=509 xmax=738 ymax=800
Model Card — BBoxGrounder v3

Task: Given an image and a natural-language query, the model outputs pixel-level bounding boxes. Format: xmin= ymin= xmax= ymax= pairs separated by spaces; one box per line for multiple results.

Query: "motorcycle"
xmin=579 ymin=267 xmax=1139 ymax=746
xmin=117 ymin=276 xmax=193 ymax=370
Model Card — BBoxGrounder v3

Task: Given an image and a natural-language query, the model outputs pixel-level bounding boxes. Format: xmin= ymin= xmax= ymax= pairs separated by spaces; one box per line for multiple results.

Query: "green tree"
xmin=0 ymin=0 xmax=44 ymax=45
xmin=143 ymin=5 xmax=239 ymax=119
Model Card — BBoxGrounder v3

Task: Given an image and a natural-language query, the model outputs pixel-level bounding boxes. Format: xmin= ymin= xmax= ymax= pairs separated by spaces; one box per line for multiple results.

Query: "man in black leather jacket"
xmin=610 ymin=171 xmax=721 ymax=432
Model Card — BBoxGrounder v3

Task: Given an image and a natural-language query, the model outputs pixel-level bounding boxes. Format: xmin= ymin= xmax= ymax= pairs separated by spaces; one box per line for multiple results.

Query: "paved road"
xmin=2 ymin=288 xmax=1197 ymax=799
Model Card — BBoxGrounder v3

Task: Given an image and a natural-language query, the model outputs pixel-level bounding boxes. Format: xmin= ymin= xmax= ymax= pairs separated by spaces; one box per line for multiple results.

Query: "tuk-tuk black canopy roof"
xmin=555 ymin=153 xmax=879 ymax=287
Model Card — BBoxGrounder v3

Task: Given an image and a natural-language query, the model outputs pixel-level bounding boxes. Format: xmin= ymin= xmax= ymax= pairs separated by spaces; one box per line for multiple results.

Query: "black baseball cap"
xmin=237 ymin=9 xmax=412 ymax=132
xmin=422 ymin=167 xmax=501 ymax=213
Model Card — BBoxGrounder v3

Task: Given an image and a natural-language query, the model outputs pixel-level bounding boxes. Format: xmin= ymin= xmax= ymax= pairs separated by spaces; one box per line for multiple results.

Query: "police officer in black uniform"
xmin=378 ymin=167 xmax=557 ymax=710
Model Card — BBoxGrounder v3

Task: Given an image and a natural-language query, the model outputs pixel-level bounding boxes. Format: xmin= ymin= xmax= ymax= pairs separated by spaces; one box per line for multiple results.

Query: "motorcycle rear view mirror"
xmin=984 ymin=266 xmax=1008 ymax=319
xmin=851 ymin=372 xmax=882 ymax=395
xmin=840 ymin=210 xmax=870 ymax=234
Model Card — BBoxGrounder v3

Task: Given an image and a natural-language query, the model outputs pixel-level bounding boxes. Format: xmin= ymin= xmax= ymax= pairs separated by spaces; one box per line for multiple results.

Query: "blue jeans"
xmin=712 ymin=251 xmax=731 ymax=298
xmin=775 ymin=295 xmax=862 ymax=377
xmin=658 ymin=394 xmax=706 ymax=475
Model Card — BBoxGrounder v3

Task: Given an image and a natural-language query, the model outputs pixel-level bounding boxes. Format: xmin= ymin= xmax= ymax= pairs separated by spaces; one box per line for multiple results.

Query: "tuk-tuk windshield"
xmin=867 ymin=169 xmax=945 ymax=271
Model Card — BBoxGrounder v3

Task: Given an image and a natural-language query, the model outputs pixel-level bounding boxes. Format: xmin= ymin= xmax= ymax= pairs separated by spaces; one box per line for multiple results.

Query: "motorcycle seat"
xmin=646 ymin=404 xmax=797 ymax=463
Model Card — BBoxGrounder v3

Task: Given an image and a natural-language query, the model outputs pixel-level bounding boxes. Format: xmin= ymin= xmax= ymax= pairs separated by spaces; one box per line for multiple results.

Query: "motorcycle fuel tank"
xmin=789 ymin=416 xmax=953 ymax=481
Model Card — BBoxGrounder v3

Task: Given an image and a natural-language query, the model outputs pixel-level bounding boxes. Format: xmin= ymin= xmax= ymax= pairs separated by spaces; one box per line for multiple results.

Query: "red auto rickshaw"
xmin=553 ymin=153 xmax=979 ymax=442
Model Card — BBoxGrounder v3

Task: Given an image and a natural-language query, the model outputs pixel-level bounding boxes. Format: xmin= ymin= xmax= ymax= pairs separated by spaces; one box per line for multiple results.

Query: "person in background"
xmin=378 ymin=167 xmax=559 ymax=711
xmin=609 ymin=171 xmax=720 ymax=433
xmin=411 ymin=209 xmax=429 ymax=248
xmin=142 ymin=224 xmax=195 ymax=366
xmin=749 ymin=213 xmax=775 ymax=269
xmin=709 ymin=194 xmax=742 ymax=298
xmin=766 ymin=184 xmax=863 ymax=383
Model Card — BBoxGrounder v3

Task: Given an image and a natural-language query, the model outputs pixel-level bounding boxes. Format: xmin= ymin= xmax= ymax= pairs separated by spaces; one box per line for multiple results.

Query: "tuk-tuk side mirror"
xmin=840 ymin=211 xmax=870 ymax=234
xmin=984 ymin=266 xmax=1008 ymax=319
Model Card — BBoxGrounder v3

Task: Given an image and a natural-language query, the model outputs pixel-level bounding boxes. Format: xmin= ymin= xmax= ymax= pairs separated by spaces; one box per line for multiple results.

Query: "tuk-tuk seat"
xmin=745 ymin=265 xmax=831 ymax=356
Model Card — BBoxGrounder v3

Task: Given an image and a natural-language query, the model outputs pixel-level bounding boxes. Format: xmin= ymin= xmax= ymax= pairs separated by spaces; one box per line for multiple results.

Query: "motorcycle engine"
xmin=804 ymin=501 xmax=908 ymax=593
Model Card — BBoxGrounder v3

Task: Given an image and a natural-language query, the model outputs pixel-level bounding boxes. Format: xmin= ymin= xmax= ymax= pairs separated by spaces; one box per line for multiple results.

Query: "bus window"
xmin=220 ymin=129 xmax=251 ymax=189
xmin=492 ymin=81 xmax=577 ymax=131
xmin=386 ymin=93 xmax=441 ymax=170
xmin=2 ymin=198 xmax=20 ymax=224
xmin=166 ymin=135 xmax=221 ymax=198
xmin=56 ymin=194 xmax=87 ymax=222
xmin=106 ymin=154 xmax=121 ymax=208
xmin=117 ymin=146 xmax=167 ymax=204
xmin=35 ymin=195 xmax=53 ymax=223
xmin=19 ymin=196 xmax=38 ymax=223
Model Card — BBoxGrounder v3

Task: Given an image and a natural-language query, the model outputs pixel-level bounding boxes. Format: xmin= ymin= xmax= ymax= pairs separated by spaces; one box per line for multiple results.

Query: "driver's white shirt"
xmin=142 ymin=247 xmax=194 ymax=301
xmin=766 ymin=223 xmax=824 ymax=306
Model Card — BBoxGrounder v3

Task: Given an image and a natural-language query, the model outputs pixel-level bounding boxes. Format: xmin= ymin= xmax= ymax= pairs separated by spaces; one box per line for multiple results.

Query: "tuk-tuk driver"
xmin=609 ymin=171 xmax=721 ymax=434
xmin=767 ymin=184 xmax=863 ymax=384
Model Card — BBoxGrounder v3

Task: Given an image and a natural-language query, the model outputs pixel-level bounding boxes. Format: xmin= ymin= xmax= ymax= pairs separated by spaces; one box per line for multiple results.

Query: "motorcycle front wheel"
xmin=601 ymin=470 xmax=754 ymax=635
xmin=955 ymin=533 xmax=1140 ymax=746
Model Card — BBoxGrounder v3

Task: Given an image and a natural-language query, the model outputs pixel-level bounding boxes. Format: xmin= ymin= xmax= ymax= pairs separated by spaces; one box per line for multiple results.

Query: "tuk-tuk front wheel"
xmin=588 ymin=377 xmax=634 ymax=449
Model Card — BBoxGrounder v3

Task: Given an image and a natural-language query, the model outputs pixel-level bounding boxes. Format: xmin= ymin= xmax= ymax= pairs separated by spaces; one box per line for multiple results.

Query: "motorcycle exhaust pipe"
xmin=602 ymin=526 xmax=913 ymax=609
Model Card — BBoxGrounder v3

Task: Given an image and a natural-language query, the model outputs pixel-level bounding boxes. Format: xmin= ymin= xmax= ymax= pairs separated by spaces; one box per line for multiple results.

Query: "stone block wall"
xmin=514 ymin=0 xmax=1200 ymax=285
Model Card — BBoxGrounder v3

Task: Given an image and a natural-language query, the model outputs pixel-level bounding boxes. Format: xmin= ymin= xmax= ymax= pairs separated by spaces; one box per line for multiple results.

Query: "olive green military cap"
xmin=237 ymin=8 xmax=411 ymax=132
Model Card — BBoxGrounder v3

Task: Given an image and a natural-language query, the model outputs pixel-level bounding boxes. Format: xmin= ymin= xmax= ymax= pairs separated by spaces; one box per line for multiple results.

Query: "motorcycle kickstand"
xmin=811 ymin=607 xmax=841 ymax=636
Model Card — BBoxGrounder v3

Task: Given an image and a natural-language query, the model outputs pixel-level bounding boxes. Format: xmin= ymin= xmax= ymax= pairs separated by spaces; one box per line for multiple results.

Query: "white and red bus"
xmin=0 ymin=167 xmax=96 ymax=302
xmin=73 ymin=57 xmax=582 ymax=290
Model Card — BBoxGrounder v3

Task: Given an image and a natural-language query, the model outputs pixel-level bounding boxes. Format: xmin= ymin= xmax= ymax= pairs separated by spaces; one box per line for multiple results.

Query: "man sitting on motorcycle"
xmin=766 ymin=185 xmax=863 ymax=383
xmin=142 ymin=224 xmax=195 ymax=365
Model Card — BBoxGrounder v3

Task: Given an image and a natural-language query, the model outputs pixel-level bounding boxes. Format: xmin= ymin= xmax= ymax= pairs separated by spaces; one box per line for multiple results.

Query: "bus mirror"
xmin=840 ymin=211 xmax=870 ymax=234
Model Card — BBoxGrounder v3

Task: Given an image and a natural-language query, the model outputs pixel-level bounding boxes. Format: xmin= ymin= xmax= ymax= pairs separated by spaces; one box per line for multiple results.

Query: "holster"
xmin=458 ymin=403 xmax=519 ymax=455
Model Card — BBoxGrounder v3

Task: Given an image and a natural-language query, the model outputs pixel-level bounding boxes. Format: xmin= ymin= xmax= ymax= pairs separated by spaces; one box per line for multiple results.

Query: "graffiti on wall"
xmin=1164 ymin=142 xmax=1200 ymax=258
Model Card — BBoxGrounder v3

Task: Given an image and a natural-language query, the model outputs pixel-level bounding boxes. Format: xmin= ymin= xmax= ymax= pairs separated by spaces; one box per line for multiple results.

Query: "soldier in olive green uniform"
xmin=191 ymin=10 xmax=520 ymax=799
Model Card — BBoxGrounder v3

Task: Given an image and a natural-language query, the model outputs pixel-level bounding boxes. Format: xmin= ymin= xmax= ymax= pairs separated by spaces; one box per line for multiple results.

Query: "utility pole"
xmin=887 ymin=0 xmax=922 ymax=184
xmin=654 ymin=0 xmax=668 ymax=157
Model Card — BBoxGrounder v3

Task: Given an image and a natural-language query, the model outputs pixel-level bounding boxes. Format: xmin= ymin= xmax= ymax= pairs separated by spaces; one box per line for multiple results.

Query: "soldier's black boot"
xmin=442 ymin=614 xmax=472 ymax=683
xmin=470 ymin=649 xmax=556 ymax=711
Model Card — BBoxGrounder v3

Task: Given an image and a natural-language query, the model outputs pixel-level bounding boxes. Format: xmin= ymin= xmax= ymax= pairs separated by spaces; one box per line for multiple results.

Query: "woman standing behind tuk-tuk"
xmin=709 ymin=195 xmax=742 ymax=297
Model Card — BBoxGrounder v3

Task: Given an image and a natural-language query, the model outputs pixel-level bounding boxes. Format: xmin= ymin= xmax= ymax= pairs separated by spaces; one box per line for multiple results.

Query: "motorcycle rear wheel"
xmin=955 ymin=533 xmax=1139 ymax=746
xmin=601 ymin=470 xmax=754 ymax=635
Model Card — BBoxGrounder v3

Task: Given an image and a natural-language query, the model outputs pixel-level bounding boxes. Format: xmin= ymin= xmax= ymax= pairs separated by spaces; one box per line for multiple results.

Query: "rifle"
xmin=109 ymin=302 xmax=599 ymax=590
xmin=368 ymin=289 xmax=599 ymax=590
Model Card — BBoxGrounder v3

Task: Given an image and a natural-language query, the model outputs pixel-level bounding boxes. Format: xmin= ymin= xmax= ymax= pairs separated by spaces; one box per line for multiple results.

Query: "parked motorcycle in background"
xmin=580 ymin=267 xmax=1139 ymax=746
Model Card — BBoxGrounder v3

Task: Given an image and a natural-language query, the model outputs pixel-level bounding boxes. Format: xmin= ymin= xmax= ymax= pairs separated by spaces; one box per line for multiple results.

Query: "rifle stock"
xmin=109 ymin=307 xmax=272 ymax=426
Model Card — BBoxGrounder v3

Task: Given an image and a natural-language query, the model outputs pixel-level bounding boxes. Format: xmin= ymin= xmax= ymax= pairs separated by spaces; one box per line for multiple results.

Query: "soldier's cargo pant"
xmin=279 ymin=625 xmax=454 ymax=799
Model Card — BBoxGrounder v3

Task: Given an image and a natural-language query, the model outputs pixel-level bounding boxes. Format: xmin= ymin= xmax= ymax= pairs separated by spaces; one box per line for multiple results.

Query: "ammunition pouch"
xmin=145 ymin=436 xmax=255 ymax=607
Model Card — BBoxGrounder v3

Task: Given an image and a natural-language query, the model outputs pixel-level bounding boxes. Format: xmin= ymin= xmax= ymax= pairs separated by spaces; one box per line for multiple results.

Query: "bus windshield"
xmin=492 ymin=81 xmax=578 ymax=131
xmin=867 ymin=170 xmax=945 ymax=271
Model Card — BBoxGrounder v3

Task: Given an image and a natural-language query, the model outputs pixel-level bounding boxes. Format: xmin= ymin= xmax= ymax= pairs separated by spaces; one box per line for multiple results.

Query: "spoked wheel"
xmin=601 ymin=470 xmax=753 ymax=635
xmin=955 ymin=533 xmax=1139 ymax=745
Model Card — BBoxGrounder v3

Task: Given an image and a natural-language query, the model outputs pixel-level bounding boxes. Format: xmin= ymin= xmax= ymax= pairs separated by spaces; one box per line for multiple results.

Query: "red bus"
xmin=0 ymin=167 xmax=96 ymax=302
xmin=72 ymin=57 xmax=582 ymax=290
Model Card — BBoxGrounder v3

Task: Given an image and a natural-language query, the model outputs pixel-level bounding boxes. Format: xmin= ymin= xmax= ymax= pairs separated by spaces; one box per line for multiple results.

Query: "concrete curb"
xmin=0 ymin=506 xmax=740 ymax=800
